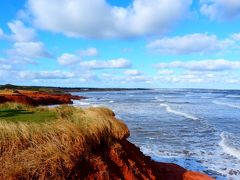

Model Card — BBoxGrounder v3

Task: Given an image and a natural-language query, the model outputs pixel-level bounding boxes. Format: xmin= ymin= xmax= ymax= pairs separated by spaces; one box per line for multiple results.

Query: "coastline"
xmin=0 ymin=101 xmax=212 ymax=179
xmin=71 ymin=89 xmax=240 ymax=179
xmin=0 ymin=88 xmax=215 ymax=179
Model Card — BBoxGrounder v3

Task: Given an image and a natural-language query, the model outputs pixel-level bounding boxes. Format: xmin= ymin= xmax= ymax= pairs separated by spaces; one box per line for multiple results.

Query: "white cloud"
xmin=158 ymin=69 xmax=174 ymax=75
xmin=0 ymin=59 xmax=12 ymax=70
xmin=155 ymin=59 xmax=240 ymax=71
xmin=127 ymin=75 xmax=151 ymax=83
xmin=19 ymin=70 xmax=75 ymax=79
xmin=231 ymin=33 xmax=240 ymax=41
xmin=78 ymin=48 xmax=98 ymax=57
xmin=58 ymin=53 xmax=80 ymax=65
xmin=0 ymin=65 xmax=12 ymax=70
xmin=226 ymin=79 xmax=240 ymax=83
xmin=0 ymin=28 xmax=3 ymax=37
xmin=80 ymin=58 xmax=131 ymax=69
xmin=124 ymin=69 xmax=141 ymax=76
xmin=26 ymin=0 xmax=191 ymax=38
xmin=200 ymin=0 xmax=240 ymax=20
xmin=156 ymin=70 xmax=240 ymax=85
xmin=8 ymin=20 xmax=36 ymax=42
xmin=7 ymin=41 xmax=50 ymax=59
xmin=3 ymin=20 xmax=51 ymax=61
xmin=58 ymin=47 xmax=98 ymax=66
xmin=147 ymin=33 xmax=233 ymax=54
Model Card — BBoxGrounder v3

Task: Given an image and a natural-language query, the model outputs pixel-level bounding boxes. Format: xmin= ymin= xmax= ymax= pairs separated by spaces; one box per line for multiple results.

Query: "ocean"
xmin=72 ymin=89 xmax=240 ymax=180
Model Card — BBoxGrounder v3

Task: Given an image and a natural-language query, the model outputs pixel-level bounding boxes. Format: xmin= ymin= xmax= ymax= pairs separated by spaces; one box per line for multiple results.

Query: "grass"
xmin=0 ymin=103 xmax=57 ymax=123
xmin=0 ymin=103 xmax=129 ymax=179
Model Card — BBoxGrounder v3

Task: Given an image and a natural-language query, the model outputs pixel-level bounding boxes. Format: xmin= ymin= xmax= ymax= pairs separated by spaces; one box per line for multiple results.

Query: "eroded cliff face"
xmin=0 ymin=90 xmax=84 ymax=106
xmin=70 ymin=138 xmax=213 ymax=180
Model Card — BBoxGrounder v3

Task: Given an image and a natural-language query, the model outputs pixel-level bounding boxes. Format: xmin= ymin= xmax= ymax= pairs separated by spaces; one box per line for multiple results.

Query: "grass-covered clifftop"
xmin=0 ymin=103 xmax=213 ymax=179
xmin=0 ymin=103 xmax=129 ymax=179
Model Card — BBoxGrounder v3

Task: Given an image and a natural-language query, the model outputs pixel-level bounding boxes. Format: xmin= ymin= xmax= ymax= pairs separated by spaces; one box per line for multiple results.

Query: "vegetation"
xmin=0 ymin=103 xmax=129 ymax=179
xmin=0 ymin=103 xmax=57 ymax=123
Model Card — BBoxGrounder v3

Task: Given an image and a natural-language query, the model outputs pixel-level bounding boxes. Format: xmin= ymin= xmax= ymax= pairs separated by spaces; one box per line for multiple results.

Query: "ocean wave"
xmin=200 ymin=96 xmax=211 ymax=99
xmin=160 ymin=103 xmax=198 ymax=120
xmin=72 ymin=100 xmax=91 ymax=106
xmin=226 ymin=95 xmax=240 ymax=98
xmin=154 ymin=97 xmax=165 ymax=102
xmin=219 ymin=132 xmax=240 ymax=159
xmin=213 ymin=101 xmax=240 ymax=109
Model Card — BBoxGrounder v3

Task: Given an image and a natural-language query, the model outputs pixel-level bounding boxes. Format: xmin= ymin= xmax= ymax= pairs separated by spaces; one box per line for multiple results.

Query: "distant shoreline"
xmin=0 ymin=84 xmax=150 ymax=93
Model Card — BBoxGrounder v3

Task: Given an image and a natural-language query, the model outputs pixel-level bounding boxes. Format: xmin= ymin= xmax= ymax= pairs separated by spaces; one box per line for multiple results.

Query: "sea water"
xmin=72 ymin=89 xmax=240 ymax=180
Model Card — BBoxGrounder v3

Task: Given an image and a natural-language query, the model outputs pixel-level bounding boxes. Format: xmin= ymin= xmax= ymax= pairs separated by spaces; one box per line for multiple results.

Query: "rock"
xmin=184 ymin=171 xmax=214 ymax=180
xmin=70 ymin=139 xmax=213 ymax=180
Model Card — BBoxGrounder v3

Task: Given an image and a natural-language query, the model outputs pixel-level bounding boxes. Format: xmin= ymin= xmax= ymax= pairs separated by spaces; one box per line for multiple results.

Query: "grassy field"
xmin=0 ymin=103 xmax=57 ymax=123
xmin=0 ymin=103 xmax=129 ymax=179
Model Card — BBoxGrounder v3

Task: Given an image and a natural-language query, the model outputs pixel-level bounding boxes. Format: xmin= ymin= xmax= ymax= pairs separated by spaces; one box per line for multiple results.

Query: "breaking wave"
xmin=160 ymin=103 xmax=198 ymax=120
xmin=219 ymin=132 xmax=240 ymax=159
xmin=213 ymin=101 xmax=240 ymax=109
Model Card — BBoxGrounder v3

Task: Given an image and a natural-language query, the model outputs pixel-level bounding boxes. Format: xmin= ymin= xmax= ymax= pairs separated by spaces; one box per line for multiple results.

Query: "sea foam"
xmin=219 ymin=132 xmax=240 ymax=159
xmin=160 ymin=103 xmax=198 ymax=120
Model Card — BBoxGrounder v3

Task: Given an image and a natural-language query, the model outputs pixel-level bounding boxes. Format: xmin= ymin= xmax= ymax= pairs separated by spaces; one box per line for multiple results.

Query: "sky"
xmin=0 ymin=0 xmax=240 ymax=89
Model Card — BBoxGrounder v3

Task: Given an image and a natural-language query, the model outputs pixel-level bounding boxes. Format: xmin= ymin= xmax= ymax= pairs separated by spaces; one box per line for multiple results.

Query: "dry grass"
xmin=0 ymin=104 xmax=129 ymax=179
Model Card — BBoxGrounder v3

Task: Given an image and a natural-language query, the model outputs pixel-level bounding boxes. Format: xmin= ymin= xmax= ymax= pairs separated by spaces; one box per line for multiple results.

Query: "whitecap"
xmin=72 ymin=100 xmax=90 ymax=106
xmin=226 ymin=95 xmax=240 ymax=98
xmin=201 ymin=96 xmax=211 ymax=99
xmin=160 ymin=103 xmax=198 ymax=120
xmin=219 ymin=132 xmax=240 ymax=159
xmin=213 ymin=101 xmax=240 ymax=109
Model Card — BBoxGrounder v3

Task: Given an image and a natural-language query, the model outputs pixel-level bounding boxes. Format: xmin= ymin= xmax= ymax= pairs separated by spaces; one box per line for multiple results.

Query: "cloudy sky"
xmin=0 ymin=0 xmax=240 ymax=89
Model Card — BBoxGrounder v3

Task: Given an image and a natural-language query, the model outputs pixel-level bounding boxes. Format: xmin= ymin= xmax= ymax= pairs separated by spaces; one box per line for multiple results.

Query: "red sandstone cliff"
xmin=70 ymin=138 xmax=213 ymax=180
xmin=0 ymin=90 xmax=84 ymax=106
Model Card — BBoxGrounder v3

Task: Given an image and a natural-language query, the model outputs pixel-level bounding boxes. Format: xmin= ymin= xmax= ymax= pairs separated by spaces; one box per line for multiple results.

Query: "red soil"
xmin=70 ymin=139 xmax=214 ymax=180
xmin=0 ymin=90 xmax=84 ymax=106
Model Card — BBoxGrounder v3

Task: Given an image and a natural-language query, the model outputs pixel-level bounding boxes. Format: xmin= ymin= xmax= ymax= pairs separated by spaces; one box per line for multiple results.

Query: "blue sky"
xmin=0 ymin=0 xmax=240 ymax=89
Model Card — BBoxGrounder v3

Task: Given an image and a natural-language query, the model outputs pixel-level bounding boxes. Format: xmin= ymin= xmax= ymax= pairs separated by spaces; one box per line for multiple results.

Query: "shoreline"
xmin=0 ymin=88 xmax=214 ymax=179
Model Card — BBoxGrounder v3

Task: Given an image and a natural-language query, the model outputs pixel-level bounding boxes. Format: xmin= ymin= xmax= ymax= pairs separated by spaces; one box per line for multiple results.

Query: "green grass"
xmin=0 ymin=104 xmax=57 ymax=123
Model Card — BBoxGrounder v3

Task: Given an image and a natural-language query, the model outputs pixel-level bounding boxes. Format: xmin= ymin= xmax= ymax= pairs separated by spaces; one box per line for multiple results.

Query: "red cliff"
xmin=0 ymin=90 xmax=84 ymax=106
xmin=70 ymin=138 xmax=213 ymax=180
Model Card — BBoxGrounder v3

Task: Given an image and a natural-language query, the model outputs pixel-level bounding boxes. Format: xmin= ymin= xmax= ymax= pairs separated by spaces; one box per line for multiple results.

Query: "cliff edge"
xmin=0 ymin=104 xmax=213 ymax=179
xmin=0 ymin=89 xmax=84 ymax=106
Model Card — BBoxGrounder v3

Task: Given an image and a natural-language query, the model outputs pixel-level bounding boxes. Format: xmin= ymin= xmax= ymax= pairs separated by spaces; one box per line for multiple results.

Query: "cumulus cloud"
xmin=58 ymin=53 xmax=80 ymax=65
xmin=4 ymin=20 xmax=51 ymax=60
xmin=124 ymin=69 xmax=141 ymax=76
xmin=78 ymin=48 xmax=98 ymax=57
xmin=8 ymin=41 xmax=51 ymax=59
xmin=80 ymin=58 xmax=131 ymax=69
xmin=0 ymin=58 xmax=12 ymax=70
xmin=19 ymin=70 xmax=75 ymax=79
xmin=147 ymin=33 xmax=233 ymax=54
xmin=231 ymin=33 xmax=240 ymax=41
xmin=8 ymin=20 xmax=36 ymax=42
xmin=0 ymin=28 xmax=4 ymax=38
xmin=26 ymin=0 xmax=191 ymax=38
xmin=0 ymin=64 xmax=12 ymax=71
xmin=200 ymin=0 xmax=240 ymax=20
xmin=126 ymin=75 xmax=151 ymax=83
xmin=155 ymin=59 xmax=240 ymax=71
xmin=156 ymin=70 xmax=240 ymax=85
